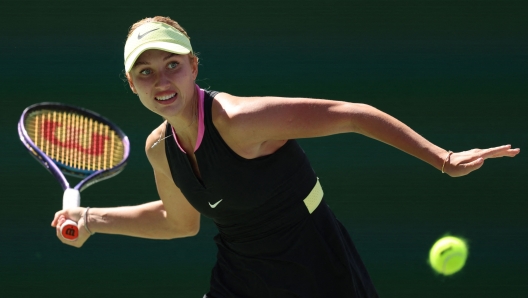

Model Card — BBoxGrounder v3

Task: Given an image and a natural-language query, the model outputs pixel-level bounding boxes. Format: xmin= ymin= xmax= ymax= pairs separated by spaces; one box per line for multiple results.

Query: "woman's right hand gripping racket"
xmin=18 ymin=102 xmax=130 ymax=241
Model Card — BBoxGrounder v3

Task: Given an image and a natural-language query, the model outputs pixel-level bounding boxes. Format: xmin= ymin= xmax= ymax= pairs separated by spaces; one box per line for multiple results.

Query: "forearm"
xmin=351 ymin=104 xmax=448 ymax=171
xmin=86 ymin=201 xmax=196 ymax=239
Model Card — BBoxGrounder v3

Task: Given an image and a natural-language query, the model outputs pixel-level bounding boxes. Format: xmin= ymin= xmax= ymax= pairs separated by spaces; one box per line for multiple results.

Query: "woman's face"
xmin=126 ymin=49 xmax=198 ymax=119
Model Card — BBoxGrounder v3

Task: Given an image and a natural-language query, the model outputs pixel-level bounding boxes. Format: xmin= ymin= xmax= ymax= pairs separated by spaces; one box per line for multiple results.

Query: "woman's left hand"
xmin=444 ymin=145 xmax=520 ymax=177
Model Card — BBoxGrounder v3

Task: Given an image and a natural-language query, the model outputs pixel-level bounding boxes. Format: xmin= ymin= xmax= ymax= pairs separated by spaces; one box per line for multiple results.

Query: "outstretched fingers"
xmin=446 ymin=145 xmax=519 ymax=177
xmin=480 ymin=145 xmax=520 ymax=160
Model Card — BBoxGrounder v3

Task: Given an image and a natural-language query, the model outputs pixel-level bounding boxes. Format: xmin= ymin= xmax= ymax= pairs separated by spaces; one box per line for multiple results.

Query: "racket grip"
xmin=61 ymin=188 xmax=81 ymax=241
xmin=63 ymin=188 xmax=80 ymax=209
xmin=60 ymin=219 xmax=79 ymax=240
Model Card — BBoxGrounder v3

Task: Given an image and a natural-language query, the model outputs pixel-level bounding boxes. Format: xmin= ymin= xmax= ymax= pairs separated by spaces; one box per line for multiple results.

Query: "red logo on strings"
xmin=42 ymin=120 xmax=109 ymax=156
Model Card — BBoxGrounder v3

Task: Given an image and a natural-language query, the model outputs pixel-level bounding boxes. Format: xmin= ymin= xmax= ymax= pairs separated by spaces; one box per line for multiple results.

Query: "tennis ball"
xmin=429 ymin=236 xmax=468 ymax=275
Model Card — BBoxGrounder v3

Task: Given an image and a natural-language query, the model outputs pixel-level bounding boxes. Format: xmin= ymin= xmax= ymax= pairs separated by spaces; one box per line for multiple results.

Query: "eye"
xmin=139 ymin=68 xmax=152 ymax=75
xmin=168 ymin=61 xmax=179 ymax=69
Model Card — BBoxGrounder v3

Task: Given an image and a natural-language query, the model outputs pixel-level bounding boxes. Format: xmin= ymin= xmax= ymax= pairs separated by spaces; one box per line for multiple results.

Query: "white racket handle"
xmin=60 ymin=188 xmax=81 ymax=241
xmin=63 ymin=188 xmax=80 ymax=209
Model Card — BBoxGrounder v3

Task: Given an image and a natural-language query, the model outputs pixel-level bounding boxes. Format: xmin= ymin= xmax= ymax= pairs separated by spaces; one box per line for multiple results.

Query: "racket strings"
xmin=26 ymin=110 xmax=124 ymax=171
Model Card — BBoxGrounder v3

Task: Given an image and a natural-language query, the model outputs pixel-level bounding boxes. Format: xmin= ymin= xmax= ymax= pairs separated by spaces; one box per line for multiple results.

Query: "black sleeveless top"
xmin=164 ymin=90 xmax=317 ymax=239
xmin=165 ymin=90 xmax=378 ymax=298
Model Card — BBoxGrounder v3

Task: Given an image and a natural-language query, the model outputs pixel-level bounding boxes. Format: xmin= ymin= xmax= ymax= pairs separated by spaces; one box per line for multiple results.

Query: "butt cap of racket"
xmin=60 ymin=219 xmax=79 ymax=240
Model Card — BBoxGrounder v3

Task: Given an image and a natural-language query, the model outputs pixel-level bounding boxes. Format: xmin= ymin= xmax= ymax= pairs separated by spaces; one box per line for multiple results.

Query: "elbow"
xmin=182 ymin=216 xmax=200 ymax=237
xmin=183 ymin=222 xmax=200 ymax=237
xmin=166 ymin=220 xmax=200 ymax=239
xmin=347 ymin=103 xmax=378 ymax=134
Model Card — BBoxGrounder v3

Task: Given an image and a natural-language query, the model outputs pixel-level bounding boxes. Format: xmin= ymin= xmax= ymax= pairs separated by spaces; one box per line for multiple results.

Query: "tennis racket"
xmin=18 ymin=102 xmax=130 ymax=240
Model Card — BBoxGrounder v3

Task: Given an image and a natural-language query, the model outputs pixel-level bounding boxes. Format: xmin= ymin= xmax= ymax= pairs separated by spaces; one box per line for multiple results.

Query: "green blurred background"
xmin=1 ymin=0 xmax=526 ymax=297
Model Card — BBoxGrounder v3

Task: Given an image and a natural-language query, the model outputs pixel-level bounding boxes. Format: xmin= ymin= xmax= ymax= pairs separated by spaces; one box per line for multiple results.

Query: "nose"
xmin=155 ymin=70 xmax=171 ymax=89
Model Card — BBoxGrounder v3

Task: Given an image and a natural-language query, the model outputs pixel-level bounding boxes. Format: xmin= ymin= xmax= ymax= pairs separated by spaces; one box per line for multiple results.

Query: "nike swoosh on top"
xmin=138 ymin=28 xmax=159 ymax=39
xmin=209 ymin=199 xmax=223 ymax=208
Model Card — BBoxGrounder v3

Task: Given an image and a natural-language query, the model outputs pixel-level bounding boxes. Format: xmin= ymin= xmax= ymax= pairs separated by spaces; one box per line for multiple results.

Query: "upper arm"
xmin=145 ymin=123 xmax=201 ymax=235
xmin=215 ymin=93 xmax=367 ymax=144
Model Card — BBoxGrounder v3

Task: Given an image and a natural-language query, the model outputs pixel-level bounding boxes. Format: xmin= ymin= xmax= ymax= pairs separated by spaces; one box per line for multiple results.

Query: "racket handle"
xmin=61 ymin=188 xmax=81 ymax=241
xmin=60 ymin=219 xmax=79 ymax=240
xmin=63 ymin=188 xmax=81 ymax=209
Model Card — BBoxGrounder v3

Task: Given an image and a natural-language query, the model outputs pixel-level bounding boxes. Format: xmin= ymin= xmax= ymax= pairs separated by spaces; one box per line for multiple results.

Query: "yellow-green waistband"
xmin=304 ymin=179 xmax=323 ymax=214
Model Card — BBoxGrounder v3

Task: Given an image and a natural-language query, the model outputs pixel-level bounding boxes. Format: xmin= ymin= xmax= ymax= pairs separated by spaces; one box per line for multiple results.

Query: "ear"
xmin=191 ymin=55 xmax=199 ymax=80
xmin=126 ymin=72 xmax=138 ymax=94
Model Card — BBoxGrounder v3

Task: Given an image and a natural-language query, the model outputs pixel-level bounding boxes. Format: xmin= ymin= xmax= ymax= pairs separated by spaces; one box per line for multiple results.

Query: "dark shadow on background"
xmin=1 ymin=1 xmax=526 ymax=297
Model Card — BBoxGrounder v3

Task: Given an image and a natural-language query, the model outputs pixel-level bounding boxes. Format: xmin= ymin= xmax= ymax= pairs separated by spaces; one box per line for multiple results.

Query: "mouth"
xmin=155 ymin=93 xmax=177 ymax=105
xmin=156 ymin=93 xmax=176 ymax=101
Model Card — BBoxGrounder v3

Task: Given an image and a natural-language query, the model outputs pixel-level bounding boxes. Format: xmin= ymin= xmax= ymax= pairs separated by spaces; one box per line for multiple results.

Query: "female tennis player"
xmin=51 ymin=16 xmax=520 ymax=297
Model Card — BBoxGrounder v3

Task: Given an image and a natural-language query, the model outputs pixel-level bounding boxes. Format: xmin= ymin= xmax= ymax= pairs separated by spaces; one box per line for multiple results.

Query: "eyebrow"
xmin=133 ymin=53 xmax=181 ymax=68
xmin=164 ymin=53 xmax=179 ymax=60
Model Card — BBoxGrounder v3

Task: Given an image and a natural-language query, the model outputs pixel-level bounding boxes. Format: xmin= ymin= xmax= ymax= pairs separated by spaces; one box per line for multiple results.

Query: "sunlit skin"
xmin=126 ymin=50 xmax=199 ymax=151
xmin=52 ymin=49 xmax=520 ymax=248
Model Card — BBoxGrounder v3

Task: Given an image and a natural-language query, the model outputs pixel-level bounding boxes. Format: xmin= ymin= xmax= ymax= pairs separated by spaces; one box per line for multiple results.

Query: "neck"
xmin=167 ymin=87 xmax=198 ymax=125
xmin=166 ymin=90 xmax=199 ymax=151
xmin=186 ymin=96 xmax=197 ymax=128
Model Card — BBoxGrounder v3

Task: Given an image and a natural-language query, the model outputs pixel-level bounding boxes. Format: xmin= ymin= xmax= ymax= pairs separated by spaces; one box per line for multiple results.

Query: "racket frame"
xmin=18 ymin=102 xmax=130 ymax=240
xmin=18 ymin=102 xmax=130 ymax=192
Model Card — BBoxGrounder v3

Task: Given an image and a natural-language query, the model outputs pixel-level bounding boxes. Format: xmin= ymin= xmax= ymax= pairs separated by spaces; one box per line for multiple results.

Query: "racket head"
xmin=19 ymin=102 xmax=130 ymax=191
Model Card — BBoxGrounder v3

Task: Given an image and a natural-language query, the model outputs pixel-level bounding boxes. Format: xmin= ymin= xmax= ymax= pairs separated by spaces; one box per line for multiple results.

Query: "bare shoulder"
xmin=210 ymin=92 xmax=241 ymax=121
xmin=145 ymin=121 xmax=171 ymax=174
xmin=212 ymin=92 xmax=328 ymax=122
xmin=211 ymin=92 xmax=274 ymax=127
xmin=211 ymin=92 xmax=357 ymax=148
xmin=210 ymin=92 xmax=258 ymax=137
xmin=210 ymin=93 xmax=291 ymax=158
xmin=212 ymin=92 xmax=274 ymax=116
xmin=211 ymin=92 xmax=323 ymax=134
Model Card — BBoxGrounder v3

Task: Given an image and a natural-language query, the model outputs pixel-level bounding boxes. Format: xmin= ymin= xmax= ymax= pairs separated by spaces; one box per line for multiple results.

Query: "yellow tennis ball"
xmin=429 ymin=236 xmax=468 ymax=275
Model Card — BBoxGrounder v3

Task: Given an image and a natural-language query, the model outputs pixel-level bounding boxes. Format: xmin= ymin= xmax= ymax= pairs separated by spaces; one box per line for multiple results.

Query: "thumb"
xmin=463 ymin=157 xmax=484 ymax=173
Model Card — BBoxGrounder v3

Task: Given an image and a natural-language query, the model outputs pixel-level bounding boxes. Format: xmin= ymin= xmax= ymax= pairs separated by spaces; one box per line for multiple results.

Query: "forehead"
xmin=135 ymin=49 xmax=181 ymax=62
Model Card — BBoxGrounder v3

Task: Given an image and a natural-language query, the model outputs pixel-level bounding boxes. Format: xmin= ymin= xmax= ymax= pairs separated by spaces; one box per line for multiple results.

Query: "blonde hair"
xmin=127 ymin=16 xmax=198 ymax=62
xmin=127 ymin=16 xmax=191 ymax=39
